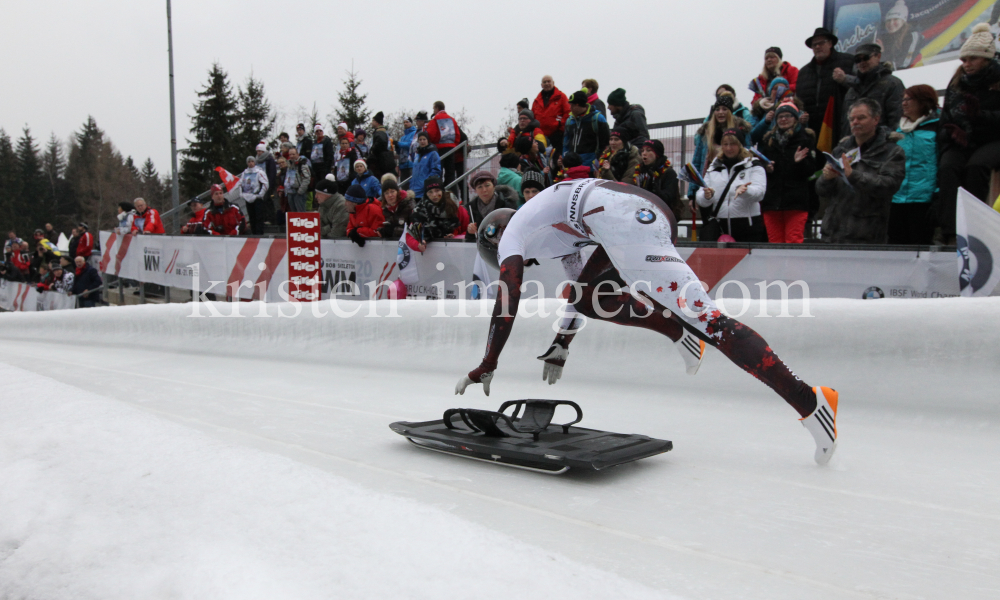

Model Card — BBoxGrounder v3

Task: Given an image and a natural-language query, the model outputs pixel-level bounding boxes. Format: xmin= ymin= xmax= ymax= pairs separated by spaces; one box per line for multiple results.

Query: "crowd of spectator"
xmin=23 ymin=17 xmax=1000 ymax=258
xmin=1 ymin=224 xmax=103 ymax=307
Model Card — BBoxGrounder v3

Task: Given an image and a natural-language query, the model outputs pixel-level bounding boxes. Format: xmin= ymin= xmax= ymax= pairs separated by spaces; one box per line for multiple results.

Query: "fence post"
xmin=680 ymin=124 xmax=688 ymax=198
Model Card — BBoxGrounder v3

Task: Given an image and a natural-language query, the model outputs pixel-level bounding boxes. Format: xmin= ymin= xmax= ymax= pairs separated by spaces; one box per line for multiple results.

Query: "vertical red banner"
xmin=286 ymin=212 xmax=322 ymax=302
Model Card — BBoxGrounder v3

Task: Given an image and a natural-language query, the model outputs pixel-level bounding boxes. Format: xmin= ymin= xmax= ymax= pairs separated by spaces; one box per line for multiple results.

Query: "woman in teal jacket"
xmin=890 ymin=85 xmax=939 ymax=244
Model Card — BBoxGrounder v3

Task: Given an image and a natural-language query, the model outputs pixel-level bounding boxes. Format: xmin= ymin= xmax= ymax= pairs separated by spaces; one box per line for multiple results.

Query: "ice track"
xmin=1 ymin=298 xmax=998 ymax=600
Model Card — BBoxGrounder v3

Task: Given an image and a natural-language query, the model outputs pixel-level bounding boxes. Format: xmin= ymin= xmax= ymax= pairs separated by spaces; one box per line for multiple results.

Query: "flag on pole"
xmin=215 ymin=166 xmax=241 ymax=191
xmin=957 ymin=187 xmax=1000 ymax=297
xmin=397 ymin=230 xmax=421 ymax=286
xmin=816 ymin=97 xmax=836 ymax=154
xmin=471 ymin=253 xmax=497 ymax=300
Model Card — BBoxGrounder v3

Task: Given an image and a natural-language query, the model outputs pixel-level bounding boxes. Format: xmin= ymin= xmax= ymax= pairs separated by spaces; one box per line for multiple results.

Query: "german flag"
xmin=817 ymin=97 xmax=836 ymax=154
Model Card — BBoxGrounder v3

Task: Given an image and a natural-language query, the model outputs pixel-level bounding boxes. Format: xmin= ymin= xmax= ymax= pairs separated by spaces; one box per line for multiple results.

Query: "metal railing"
xmin=398 ymin=140 xmax=469 ymax=188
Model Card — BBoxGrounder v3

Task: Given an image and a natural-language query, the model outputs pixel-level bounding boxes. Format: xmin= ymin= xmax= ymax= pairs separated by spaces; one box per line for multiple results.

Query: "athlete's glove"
xmin=537 ymin=344 xmax=569 ymax=385
xmin=455 ymin=368 xmax=494 ymax=396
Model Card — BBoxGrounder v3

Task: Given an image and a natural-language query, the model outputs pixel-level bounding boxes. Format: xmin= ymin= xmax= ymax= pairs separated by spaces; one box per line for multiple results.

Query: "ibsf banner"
xmin=286 ymin=212 xmax=322 ymax=302
xmin=824 ymin=0 xmax=1000 ymax=69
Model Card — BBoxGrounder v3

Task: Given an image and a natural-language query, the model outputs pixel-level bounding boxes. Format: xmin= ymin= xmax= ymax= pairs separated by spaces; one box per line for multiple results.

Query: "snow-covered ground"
xmin=1 ymin=298 xmax=998 ymax=600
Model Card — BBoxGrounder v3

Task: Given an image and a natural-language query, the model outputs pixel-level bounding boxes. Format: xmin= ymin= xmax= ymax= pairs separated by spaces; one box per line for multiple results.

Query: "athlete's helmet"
xmin=476 ymin=208 xmax=516 ymax=271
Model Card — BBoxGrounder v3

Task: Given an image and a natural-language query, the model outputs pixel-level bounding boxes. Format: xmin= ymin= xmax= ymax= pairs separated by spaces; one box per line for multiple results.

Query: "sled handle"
xmin=499 ymin=400 xmax=583 ymax=434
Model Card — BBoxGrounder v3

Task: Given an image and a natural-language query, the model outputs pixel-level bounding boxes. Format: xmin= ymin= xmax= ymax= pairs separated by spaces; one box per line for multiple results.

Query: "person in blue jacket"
xmin=396 ymin=117 xmax=418 ymax=183
xmin=410 ymin=130 xmax=442 ymax=198
xmin=351 ymin=159 xmax=382 ymax=198
xmin=563 ymin=90 xmax=610 ymax=168
xmin=890 ymin=84 xmax=939 ymax=244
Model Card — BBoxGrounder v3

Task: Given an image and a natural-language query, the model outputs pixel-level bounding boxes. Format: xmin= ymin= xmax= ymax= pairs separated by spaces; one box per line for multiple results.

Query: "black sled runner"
xmin=389 ymin=400 xmax=672 ymax=475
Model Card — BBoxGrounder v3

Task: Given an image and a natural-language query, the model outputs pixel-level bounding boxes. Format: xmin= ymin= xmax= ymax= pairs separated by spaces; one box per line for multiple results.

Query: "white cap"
xmin=255 ymin=142 xmax=266 ymax=152
xmin=314 ymin=123 xmax=323 ymax=132
xmin=337 ymin=122 xmax=348 ymax=131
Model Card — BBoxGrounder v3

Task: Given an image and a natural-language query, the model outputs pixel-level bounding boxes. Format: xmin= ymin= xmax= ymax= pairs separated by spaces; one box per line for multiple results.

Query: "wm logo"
xmin=144 ymin=255 xmax=160 ymax=272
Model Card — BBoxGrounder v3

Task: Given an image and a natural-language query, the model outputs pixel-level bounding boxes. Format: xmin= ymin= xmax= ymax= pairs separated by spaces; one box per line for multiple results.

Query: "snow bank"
xmin=0 ymin=362 xmax=670 ymax=600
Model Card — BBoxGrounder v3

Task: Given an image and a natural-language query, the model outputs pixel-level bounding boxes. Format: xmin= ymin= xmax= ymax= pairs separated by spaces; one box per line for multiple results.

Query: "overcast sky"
xmin=1 ymin=0 xmax=962 ymax=175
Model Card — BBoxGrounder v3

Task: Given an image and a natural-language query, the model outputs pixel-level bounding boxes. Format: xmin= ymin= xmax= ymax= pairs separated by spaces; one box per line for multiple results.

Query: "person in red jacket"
xmin=9 ymin=245 xmax=30 ymax=277
xmin=131 ymin=198 xmax=165 ymax=234
xmin=531 ymin=75 xmax=571 ymax=158
xmin=344 ymin=184 xmax=383 ymax=247
xmin=180 ymin=195 xmax=209 ymax=234
xmin=750 ymin=47 xmax=799 ymax=103
xmin=201 ymin=185 xmax=247 ymax=236
xmin=75 ymin=222 xmax=94 ymax=259
xmin=425 ymin=100 xmax=463 ymax=187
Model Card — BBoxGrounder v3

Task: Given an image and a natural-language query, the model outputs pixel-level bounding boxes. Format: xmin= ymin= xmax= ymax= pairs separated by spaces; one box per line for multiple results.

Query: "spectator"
xmin=758 ymin=101 xmax=817 ymax=243
xmin=706 ymin=85 xmax=754 ymax=123
xmin=9 ymin=242 xmax=30 ymax=278
xmin=409 ymin=111 xmax=429 ymax=161
xmin=634 ymin=140 xmax=682 ymax=221
xmin=48 ymin=261 xmax=75 ymax=294
xmin=514 ymin=136 xmax=550 ymax=180
xmin=334 ymin=136 xmax=360 ymax=194
xmin=255 ymin=142 xmax=279 ymax=224
xmin=750 ymin=77 xmax=794 ymax=131
xmin=68 ymin=227 xmax=80 ymax=258
xmin=559 ymin=152 xmax=593 ymax=181
xmin=410 ymin=130 xmax=442 ymax=199
xmin=840 ymin=43 xmax=906 ymax=137
xmin=817 ymin=98 xmax=906 ymax=244
xmin=180 ymin=196 xmax=209 ymax=235
xmin=563 ymin=90 xmax=610 ymax=169
xmin=277 ymin=132 xmax=291 ymax=154
xmin=889 ymin=85 xmax=939 ymax=245
xmin=275 ymin=155 xmax=289 ymax=216
xmin=935 ymin=23 xmax=1000 ymax=245
xmin=497 ymin=153 xmax=523 ymax=201
xmin=34 ymin=262 xmax=51 ymax=290
xmin=532 ymin=76 xmax=571 ymax=157
xmin=4 ymin=231 xmax=22 ymax=260
xmin=336 ymin=123 xmax=355 ymax=144
xmin=0 ymin=261 xmax=24 ymax=282
xmin=284 ymin=148 xmax=312 ymax=213
xmin=43 ymin=223 xmax=59 ymax=244
xmin=516 ymin=98 xmax=530 ymax=112
xmin=696 ymin=130 xmax=767 ymax=242
xmin=309 ymin=124 xmax=335 ymax=182
xmin=239 ymin=155 xmax=269 ymax=234
xmin=75 ymin=222 xmax=93 ymax=260
xmin=354 ymin=129 xmax=370 ymax=157
xmin=506 ymin=110 xmax=547 ymax=152
xmin=352 ymin=159 xmax=382 ymax=198
xmin=749 ymin=47 xmax=799 ymax=103
xmin=369 ymin=112 xmax=397 ymax=180
xmin=344 ymin=184 xmax=383 ymax=246
xmin=295 ymin=123 xmax=313 ymax=158
xmin=315 ymin=175 xmax=349 ymax=239
xmin=378 ymin=174 xmax=413 ymax=239
xmin=880 ymin=1 xmax=924 ymax=70
xmin=131 ymin=198 xmax=165 ymax=234
xmin=466 ymin=171 xmax=517 ymax=236
xmin=520 ymin=170 xmax=546 ymax=202
xmin=597 ymin=128 xmax=641 ymax=182
xmin=115 ymin=202 xmax=135 ymax=235
xmin=279 ymin=141 xmax=295 ymax=161
xmin=396 ymin=116 xmax=418 ymax=182
xmin=202 ymin=184 xmax=247 ymax=236
xmin=426 ymin=101 xmax=463 ymax=186
xmin=27 ymin=241 xmax=45 ymax=281
xmin=691 ymin=94 xmax=752 ymax=200
xmin=581 ymin=78 xmax=607 ymax=119
xmin=798 ymin=27 xmax=855 ymax=145
xmin=606 ymin=88 xmax=649 ymax=146
xmin=72 ymin=255 xmax=103 ymax=308
xmin=410 ymin=177 xmax=460 ymax=250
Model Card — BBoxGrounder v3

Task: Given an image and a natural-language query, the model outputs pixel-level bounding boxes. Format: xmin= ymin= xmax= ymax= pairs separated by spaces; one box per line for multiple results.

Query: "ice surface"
xmin=1 ymin=297 xmax=998 ymax=599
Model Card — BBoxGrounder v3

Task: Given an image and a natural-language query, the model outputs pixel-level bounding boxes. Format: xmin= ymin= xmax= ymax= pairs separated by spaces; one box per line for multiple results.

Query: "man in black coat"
xmin=797 ymin=27 xmax=855 ymax=144
xmin=840 ymin=43 xmax=906 ymax=137
xmin=72 ymin=256 xmax=103 ymax=308
xmin=368 ymin=111 xmax=398 ymax=180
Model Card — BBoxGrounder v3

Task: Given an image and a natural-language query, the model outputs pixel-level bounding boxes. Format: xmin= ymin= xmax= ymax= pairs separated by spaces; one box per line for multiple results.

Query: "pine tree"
xmin=140 ymin=158 xmax=165 ymax=207
xmin=42 ymin=133 xmax=66 ymax=201
xmin=14 ymin=127 xmax=47 ymax=233
xmin=334 ymin=66 xmax=370 ymax=131
xmin=234 ymin=74 xmax=275 ymax=156
xmin=180 ymin=63 xmax=239 ymax=198
xmin=0 ymin=130 xmax=19 ymax=236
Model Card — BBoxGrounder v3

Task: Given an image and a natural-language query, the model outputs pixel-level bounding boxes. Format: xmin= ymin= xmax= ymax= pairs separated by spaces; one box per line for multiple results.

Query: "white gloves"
xmin=455 ymin=371 xmax=494 ymax=396
xmin=537 ymin=344 xmax=569 ymax=385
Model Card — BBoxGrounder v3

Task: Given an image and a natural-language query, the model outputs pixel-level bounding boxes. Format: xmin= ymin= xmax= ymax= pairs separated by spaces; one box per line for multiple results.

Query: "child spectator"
xmin=352 ymin=159 xmax=382 ymax=198
xmin=378 ymin=175 xmax=414 ymax=239
xmin=344 ymin=184 xmax=383 ymax=246
xmin=410 ymin=177 xmax=459 ymax=251
xmin=597 ymin=129 xmax=640 ymax=182
xmin=410 ymin=131 xmax=442 ymax=199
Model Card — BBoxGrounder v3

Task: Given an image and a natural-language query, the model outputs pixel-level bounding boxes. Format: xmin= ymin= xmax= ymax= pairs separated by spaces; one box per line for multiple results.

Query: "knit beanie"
xmin=415 ymin=111 xmax=429 ymax=121
xmin=518 ymin=109 xmax=535 ymax=120
xmin=382 ymin=178 xmax=399 ymax=193
xmin=423 ymin=176 xmax=443 ymax=192
xmin=354 ymin=158 xmax=367 ymax=171
xmin=345 ymin=184 xmax=367 ymax=203
xmin=517 ymin=98 xmax=529 ymax=110
xmin=568 ymin=90 xmax=590 ymax=106
xmin=373 ymin=111 xmax=384 ymax=125
xmin=562 ymin=152 xmax=583 ymax=168
xmin=641 ymin=139 xmax=665 ymax=158
xmin=610 ymin=127 xmax=626 ymax=139
xmin=713 ymin=94 xmax=735 ymax=113
xmin=768 ymin=77 xmax=790 ymax=95
xmin=256 ymin=142 xmax=267 ymax=152
xmin=885 ymin=1 xmax=908 ymax=23
xmin=499 ymin=152 xmax=520 ymax=168
xmin=773 ymin=101 xmax=800 ymax=121
xmin=607 ymin=88 xmax=627 ymax=107
xmin=513 ymin=135 xmax=533 ymax=155
xmin=765 ymin=46 xmax=783 ymax=59
xmin=961 ymin=23 xmax=996 ymax=60
xmin=521 ymin=170 xmax=546 ymax=193
xmin=417 ymin=130 xmax=431 ymax=141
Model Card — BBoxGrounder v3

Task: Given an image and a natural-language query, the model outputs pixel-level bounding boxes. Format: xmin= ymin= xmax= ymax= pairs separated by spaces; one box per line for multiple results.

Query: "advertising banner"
xmin=0 ymin=280 xmax=78 ymax=312
xmin=286 ymin=212 xmax=322 ymax=302
xmin=824 ymin=0 xmax=1000 ymax=69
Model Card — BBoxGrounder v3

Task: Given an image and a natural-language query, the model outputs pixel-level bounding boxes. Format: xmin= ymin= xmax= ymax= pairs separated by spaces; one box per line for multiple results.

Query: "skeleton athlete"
xmin=455 ymin=178 xmax=839 ymax=464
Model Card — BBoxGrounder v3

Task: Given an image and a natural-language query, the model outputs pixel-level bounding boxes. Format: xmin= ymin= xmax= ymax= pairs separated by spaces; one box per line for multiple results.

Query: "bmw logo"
xmin=862 ymin=286 xmax=884 ymax=300
xmin=485 ymin=224 xmax=497 ymax=237
xmin=636 ymin=209 xmax=656 ymax=224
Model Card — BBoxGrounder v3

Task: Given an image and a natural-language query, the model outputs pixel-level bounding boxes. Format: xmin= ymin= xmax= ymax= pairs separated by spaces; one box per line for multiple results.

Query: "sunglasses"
xmin=854 ymin=53 xmax=871 ymax=63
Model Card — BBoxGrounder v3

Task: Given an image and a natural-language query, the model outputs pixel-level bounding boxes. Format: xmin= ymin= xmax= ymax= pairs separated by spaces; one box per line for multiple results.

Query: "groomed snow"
xmin=1 ymin=297 xmax=998 ymax=599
